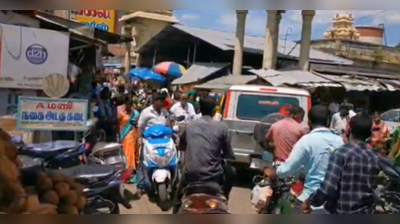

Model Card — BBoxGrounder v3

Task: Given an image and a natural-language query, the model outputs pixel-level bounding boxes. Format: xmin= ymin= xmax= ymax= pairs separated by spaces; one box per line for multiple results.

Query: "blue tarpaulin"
xmin=129 ymin=68 xmax=166 ymax=83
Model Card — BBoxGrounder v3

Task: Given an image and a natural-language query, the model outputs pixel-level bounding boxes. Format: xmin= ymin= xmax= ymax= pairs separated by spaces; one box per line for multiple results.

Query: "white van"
xmin=221 ymin=85 xmax=311 ymax=168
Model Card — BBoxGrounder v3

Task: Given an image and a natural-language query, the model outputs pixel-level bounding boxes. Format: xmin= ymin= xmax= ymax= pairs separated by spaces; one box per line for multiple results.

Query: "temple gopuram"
xmin=323 ymin=11 xmax=360 ymax=40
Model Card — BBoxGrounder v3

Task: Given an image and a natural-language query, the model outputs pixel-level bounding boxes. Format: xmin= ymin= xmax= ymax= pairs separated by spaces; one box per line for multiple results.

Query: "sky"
xmin=173 ymin=10 xmax=400 ymax=46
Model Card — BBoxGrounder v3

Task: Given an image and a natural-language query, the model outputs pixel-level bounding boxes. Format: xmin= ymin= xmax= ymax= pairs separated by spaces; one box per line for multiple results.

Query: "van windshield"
xmin=236 ymin=94 xmax=300 ymax=121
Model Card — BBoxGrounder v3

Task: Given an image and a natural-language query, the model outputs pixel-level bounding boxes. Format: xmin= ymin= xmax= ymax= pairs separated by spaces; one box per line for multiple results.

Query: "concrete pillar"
xmin=232 ymin=10 xmax=248 ymax=76
xmin=135 ymin=53 xmax=142 ymax=67
xmin=298 ymin=10 xmax=315 ymax=71
xmin=262 ymin=10 xmax=278 ymax=70
xmin=123 ymin=25 xmax=132 ymax=74
xmin=272 ymin=12 xmax=282 ymax=68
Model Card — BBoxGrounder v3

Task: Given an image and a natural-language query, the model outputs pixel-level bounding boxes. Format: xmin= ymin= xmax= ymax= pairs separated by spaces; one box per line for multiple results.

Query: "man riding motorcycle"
xmin=264 ymin=105 xmax=344 ymax=214
xmin=172 ymin=96 xmax=235 ymax=214
xmin=169 ymin=95 xmax=196 ymax=122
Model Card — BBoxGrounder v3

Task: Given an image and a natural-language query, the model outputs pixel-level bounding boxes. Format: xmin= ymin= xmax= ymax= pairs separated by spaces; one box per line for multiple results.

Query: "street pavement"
xmin=121 ymin=171 xmax=257 ymax=214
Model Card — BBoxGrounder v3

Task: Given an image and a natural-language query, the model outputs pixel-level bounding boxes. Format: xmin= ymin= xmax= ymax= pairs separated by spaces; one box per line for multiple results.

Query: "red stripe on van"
xmin=259 ymin=88 xmax=278 ymax=92
xmin=223 ymin=91 xmax=232 ymax=118
xmin=307 ymin=97 xmax=312 ymax=112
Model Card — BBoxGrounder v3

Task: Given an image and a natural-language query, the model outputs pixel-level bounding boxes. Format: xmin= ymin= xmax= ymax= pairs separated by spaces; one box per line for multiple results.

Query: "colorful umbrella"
xmin=129 ymin=68 xmax=166 ymax=83
xmin=154 ymin=62 xmax=186 ymax=79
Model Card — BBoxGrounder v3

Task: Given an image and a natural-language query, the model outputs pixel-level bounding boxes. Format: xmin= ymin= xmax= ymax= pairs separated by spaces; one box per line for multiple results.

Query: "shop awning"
xmin=36 ymin=11 xmax=131 ymax=44
xmin=172 ymin=63 xmax=229 ymax=85
xmin=377 ymin=79 xmax=400 ymax=91
xmin=249 ymin=69 xmax=342 ymax=88
xmin=194 ymin=75 xmax=259 ymax=90
xmin=316 ymin=74 xmax=386 ymax=91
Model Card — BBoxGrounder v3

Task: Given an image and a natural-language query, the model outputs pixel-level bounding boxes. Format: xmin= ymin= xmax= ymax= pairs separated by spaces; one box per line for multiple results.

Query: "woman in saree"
xmin=371 ymin=112 xmax=389 ymax=156
xmin=118 ymin=98 xmax=140 ymax=183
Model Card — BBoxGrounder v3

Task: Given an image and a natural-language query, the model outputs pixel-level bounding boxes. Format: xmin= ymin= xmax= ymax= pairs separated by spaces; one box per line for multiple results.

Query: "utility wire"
xmin=355 ymin=10 xmax=388 ymax=22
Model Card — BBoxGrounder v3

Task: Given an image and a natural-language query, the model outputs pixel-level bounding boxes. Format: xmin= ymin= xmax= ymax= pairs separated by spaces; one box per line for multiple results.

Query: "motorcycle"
xmin=375 ymin=156 xmax=400 ymax=214
xmin=171 ymin=115 xmax=188 ymax=167
xmin=84 ymin=118 xmax=127 ymax=170
xmin=251 ymin=161 xmax=303 ymax=214
xmin=15 ymin=118 xmax=127 ymax=170
xmin=19 ymin=155 xmax=132 ymax=214
xmin=140 ymin=124 xmax=179 ymax=211
xmin=177 ymin=182 xmax=229 ymax=214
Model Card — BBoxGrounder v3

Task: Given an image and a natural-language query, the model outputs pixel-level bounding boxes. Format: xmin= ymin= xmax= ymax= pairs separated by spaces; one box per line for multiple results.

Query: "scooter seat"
xmin=50 ymin=165 xmax=117 ymax=180
xmin=21 ymin=141 xmax=80 ymax=160
xmin=91 ymin=142 xmax=121 ymax=155
xmin=184 ymin=182 xmax=222 ymax=196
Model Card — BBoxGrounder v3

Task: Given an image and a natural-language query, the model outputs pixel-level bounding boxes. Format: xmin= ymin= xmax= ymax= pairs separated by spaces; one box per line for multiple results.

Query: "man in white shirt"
xmin=330 ymin=105 xmax=351 ymax=135
xmin=170 ymin=95 xmax=196 ymax=121
xmin=137 ymin=93 xmax=170 ymax=136
xmin=328 ymin=101 xmax=339 ymax=116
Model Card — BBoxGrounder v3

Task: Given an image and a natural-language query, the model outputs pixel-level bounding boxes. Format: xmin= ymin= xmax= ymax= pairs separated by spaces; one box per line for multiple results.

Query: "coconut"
xmin=0 ymin=129 xmax=11 ymax=142
xmin=23 ymin=186 xmax=37 ymax=195
xmin=76 ymin=196 xmax=87 ymax=211
xmin=72 ymin=184 xmax=85 ymax=195
xmin=62 ymin=190 xmax=78 ymax=205
xmin=31 ymin=204 xmax=58 ymax=214
xmin=2 ymin=141 xmax=18 ymax=161
xmin=49 ymin=173 xmax=65 ymax=184
xmin=36 ymin=177 xmax=53 ymax=193
xmin=64 ymin=176 xmax=76 ymax=188
xmin=58 ymin=205 xmax=79 ymax=214
xmin=6 ymin=196 xmax=27 ymax=214
xmin=23 ymin=195 xmax=40 ymax=213
xmin=40 ymin=191 xmax=59 ymax=206
xmin=0 ymin=155 xmax=19 ymax=182
xmin=54 ymin=183 xmax=69 ymax=198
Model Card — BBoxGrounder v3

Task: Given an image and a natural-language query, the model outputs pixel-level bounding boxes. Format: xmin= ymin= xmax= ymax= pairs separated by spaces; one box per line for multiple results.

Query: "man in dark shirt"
xmin=172 ymin=96 xmax=235 ymax=214
xmin=306 ymin=113 xmax=379 ymax=214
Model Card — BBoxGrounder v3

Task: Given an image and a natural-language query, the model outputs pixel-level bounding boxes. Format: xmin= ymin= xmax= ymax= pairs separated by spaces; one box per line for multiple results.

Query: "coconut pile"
xmin=0 ymin=129 xmax=87 ymax=214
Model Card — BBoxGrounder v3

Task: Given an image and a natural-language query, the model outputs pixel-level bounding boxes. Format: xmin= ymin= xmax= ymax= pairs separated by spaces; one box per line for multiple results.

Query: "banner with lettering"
xmin=17 ymin=96 xmax=89 ymax=131
xmin=70 ymin=10 xmax=115 ymax=33
xmin=0 ymin=24 xmax=69 ymax=89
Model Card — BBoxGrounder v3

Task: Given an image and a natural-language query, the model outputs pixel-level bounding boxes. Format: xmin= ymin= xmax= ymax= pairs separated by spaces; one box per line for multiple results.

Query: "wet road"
xmin=121 ymin=171 xmax=257 ymax=214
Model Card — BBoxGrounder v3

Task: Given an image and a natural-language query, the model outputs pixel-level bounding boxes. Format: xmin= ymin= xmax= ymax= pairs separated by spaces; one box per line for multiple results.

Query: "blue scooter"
xmin=140 ymin=124 xmax=179 ymax=211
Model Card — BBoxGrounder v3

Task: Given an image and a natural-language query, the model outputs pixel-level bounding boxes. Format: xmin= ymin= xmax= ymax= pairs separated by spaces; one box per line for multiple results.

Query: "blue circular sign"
xmin=26 ymin=44 xmax=48 ymax=65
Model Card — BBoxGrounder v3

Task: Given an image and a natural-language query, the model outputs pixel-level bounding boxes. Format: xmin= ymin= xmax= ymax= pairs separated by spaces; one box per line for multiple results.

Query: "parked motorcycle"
xmin=140 ymin=124 xmax=179 ymax=211
xmin=19 ymin=155 xmax=132 ymax=214
xmin=15 ymin=118 xmax=127 ymax=170
xmin=178 ymin=182 xmax=229 ymax=214
xmin=375 ymin=156 xmax=400 ymax=214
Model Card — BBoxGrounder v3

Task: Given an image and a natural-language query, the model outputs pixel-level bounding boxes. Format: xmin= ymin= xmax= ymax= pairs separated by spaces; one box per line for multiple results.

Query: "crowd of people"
xmin=90 ymin=76 xmax=400 ymax=214
xmin=263 ymin=101 xmax=400 ymax=214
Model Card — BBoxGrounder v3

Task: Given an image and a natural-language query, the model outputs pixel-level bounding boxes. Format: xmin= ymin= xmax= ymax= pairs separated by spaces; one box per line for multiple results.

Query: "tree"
xmin=396 ymin=43 xmax=400 ymax=49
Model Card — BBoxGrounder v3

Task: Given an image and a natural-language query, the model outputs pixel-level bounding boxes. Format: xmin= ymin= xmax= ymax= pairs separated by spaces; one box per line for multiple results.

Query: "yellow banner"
xmin=70 ymin=10 xmax=115 ymax=33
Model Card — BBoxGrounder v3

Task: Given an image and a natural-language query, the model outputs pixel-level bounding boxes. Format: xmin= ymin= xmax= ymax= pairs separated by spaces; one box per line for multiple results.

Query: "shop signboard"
xmin=70 ymin=10 xmax=115 ymax=33
xmin=16 ymin=96 xmax=88 ymax=132
xmin=0 ymin=24 xmax=69 ymax=89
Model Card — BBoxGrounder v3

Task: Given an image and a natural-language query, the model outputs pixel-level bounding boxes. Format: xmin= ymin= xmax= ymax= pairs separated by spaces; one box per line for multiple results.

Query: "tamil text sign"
xmin=70 ymin=10 xmax=115 ymax=33
xmin=0 ymin=24 xmax=69 ymax=89
xmin=17 ymin=96 xmax=88 ymax=131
